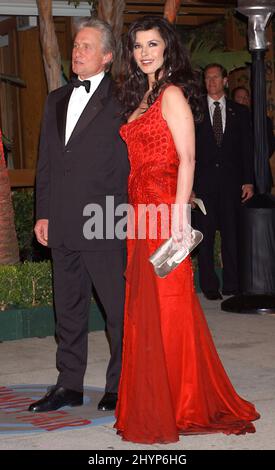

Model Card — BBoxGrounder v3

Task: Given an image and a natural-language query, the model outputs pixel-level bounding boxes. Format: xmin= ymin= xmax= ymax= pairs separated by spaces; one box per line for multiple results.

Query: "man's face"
xmin=204 ymin=66 xmax=227 ymax=99
xmin=233 ymin=89 xmax=250 ymax=107
xmin=72 ymin=27 xmax=112 ymax=79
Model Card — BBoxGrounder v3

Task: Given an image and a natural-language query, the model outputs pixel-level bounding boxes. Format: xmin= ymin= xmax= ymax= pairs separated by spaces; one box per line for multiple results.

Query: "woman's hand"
xmin=171 ymin=203 xmax=192 ymax=249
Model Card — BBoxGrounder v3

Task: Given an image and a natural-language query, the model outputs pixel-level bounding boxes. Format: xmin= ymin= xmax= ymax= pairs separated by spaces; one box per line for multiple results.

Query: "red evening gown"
xmin=114 ymin=89 xmax=260 ymax=444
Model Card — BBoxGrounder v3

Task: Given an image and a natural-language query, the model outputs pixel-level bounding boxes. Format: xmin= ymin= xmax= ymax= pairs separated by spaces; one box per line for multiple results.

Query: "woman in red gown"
xmin=114 ymin=16 xmax=259 ymax=444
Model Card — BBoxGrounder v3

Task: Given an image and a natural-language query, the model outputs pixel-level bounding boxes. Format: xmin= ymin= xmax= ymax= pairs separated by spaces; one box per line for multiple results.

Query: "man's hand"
xmin=241 ymin=184 xmax=254 ymax=203
xmin=34 ymin=219 xmax=49 ymax=246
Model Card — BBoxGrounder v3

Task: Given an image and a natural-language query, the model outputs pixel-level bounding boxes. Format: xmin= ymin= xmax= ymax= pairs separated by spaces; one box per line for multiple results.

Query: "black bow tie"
xmin=71 ymin=77 xmax=91 ymax=93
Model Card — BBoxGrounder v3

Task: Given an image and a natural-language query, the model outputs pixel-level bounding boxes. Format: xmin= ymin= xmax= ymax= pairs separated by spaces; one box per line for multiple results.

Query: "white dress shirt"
xmin=207 ymin=95 xmax=226 ymax=132
xmin=65 ymin=71 xmax=105 ymax=145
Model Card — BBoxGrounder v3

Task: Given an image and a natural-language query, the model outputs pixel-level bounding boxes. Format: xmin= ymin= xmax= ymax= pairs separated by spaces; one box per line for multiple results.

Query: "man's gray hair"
xmin=74 ymin=17 xmax=116 ymax=70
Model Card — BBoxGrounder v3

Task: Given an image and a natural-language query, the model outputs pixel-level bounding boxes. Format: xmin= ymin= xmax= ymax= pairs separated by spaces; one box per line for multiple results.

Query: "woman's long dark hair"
xmin=118 ymin=16 xmax=202 ymax=122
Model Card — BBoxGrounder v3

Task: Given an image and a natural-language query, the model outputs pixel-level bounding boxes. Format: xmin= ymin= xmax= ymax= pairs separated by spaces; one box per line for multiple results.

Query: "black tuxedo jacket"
xmin=194 ymin=97 xmax=254 ymax=196
xmin=36 ymin=74 xmax=129 ymax=251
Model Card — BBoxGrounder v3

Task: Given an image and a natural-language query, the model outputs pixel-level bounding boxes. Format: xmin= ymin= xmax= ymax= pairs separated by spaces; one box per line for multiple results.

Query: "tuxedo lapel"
xmin=66 ymin=75 xmax=111 ymax=146
xmin=56 ymin=85 xmax=74 ymax=148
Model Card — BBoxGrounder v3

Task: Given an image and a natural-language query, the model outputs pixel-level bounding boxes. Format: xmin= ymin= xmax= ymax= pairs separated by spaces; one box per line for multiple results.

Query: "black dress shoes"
xmin=203 ymin=291 xmax=223 ymax=300
xmin=97 ymin=392 xmax=118 ymax=411
xmin=28 ymin=386 xmax=83 ymax=413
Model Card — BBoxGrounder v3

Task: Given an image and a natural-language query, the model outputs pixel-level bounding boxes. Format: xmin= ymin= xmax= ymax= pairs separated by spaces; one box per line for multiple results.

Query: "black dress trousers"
xmin=52 ymin=246 xmax=126 ymax=394
xmin=194 ymin=190 xmax=240 ymax=294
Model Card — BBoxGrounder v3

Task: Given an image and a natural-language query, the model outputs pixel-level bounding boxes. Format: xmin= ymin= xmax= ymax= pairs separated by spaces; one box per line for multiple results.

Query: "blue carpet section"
xmin=0 ymin=385 xmax=115 ymax=435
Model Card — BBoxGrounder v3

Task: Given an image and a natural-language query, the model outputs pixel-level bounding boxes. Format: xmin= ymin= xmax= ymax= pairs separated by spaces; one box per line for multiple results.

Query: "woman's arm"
xmin=161 ymin=85 xmax=196 ymax=243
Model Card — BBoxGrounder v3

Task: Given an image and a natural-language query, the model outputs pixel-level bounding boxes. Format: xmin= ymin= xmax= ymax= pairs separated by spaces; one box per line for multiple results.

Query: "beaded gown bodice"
xmin=120 ymin=95 xmax=178 ymax=207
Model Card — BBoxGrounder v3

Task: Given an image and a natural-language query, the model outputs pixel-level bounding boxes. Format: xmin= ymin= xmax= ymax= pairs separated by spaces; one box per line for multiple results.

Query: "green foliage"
xmin=0 ymin=261 xmax=53 ymax=310
xmin=188 ymin=38 xmax=251 ymax=72
xmin=179 ymin=19 xmax=226 ymax=51
xmin=12 ymin=189 xmax=34 ymax=260
xmin=0 ymin=265 xmax=21 ymax=309
xmin=192 ymin=231 xmax=221 ymax=271
xmin=178 ymin=18 xmax=250 ymax=73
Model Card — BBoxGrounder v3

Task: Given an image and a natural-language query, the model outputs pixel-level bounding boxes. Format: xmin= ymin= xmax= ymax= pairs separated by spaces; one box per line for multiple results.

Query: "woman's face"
xmin=133 ymin=28 xmax=166 ymax=78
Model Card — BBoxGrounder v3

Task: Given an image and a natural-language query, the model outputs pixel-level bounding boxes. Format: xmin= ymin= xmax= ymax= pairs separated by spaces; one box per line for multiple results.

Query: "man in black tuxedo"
xmin=193 ymin=64 xmax=254 ymax=300
xmin=28 ymin=18 xmax=129 ymax=412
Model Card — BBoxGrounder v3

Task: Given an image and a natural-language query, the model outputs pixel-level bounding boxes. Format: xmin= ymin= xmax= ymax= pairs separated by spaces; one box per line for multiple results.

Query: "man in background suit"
xmin=193 ymin=64 xmax=254 ymax=300
xmin=28 ymin=18 xmax=129 ymax=412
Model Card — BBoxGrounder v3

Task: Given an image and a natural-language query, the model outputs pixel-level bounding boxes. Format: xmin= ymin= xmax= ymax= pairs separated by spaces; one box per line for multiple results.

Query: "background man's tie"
xmin=213 ymin=101 xmax=223 ymax=147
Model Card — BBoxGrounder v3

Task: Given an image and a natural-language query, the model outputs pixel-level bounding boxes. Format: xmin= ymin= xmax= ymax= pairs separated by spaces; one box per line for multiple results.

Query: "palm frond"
xmin=0 ymin=73 xmax=26 ymax=87
xmin=187 ymin=38 xmax=251 ymax=72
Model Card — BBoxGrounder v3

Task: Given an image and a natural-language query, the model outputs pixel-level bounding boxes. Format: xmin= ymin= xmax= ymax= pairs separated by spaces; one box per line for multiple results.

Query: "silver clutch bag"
xmin=149 ymin=228 xmax=203 ymax=278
